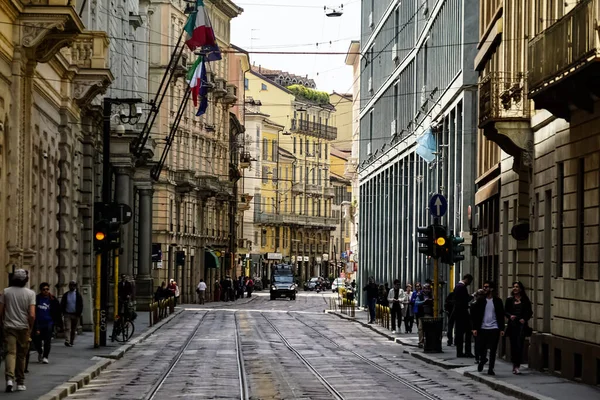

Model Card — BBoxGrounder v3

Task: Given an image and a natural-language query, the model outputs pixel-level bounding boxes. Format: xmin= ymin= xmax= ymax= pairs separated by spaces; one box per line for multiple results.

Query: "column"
xmin=136 ymin=187 xmax=154 ymax=309
xmin=115 ymin=168 xmax=133 ymax=276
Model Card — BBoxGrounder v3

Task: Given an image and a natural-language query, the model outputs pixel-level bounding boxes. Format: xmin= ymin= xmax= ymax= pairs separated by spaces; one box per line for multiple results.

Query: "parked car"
xmin=331 ymin=278 xmax=345 ymax=292
xmin=306 ymin=277 xmax=320 ymax=291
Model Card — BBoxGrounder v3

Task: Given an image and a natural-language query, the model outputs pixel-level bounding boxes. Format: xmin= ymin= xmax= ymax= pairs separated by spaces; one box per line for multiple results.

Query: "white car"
xmin=331 ymin=278 xmax=346 ymax=292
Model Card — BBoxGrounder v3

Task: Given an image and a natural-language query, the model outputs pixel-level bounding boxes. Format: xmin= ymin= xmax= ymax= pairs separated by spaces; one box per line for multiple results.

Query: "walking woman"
xmin=505 ymin=281 xmax=533 ymax=375
xmin=403 ymin=284 xmax=414 ymax=333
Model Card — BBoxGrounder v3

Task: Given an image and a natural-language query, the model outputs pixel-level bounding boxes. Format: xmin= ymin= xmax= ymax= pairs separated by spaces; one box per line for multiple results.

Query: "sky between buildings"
xmin=231 ymin=0 xmax=361 ymax=94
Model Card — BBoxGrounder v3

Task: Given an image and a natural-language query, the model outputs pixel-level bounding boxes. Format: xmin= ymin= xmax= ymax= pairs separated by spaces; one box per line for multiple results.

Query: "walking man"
xmin=453 ymin=274 xmax=474 ymax=357
xmin=196 ymin=279 xmax=207 ymax=304
xmin=471 ymin=281 xmax=505 ymax=375
xmin=61 ymin=280 xmax=83 ymax=347
xmin=387 ymin=279 xmax=405 ymax=334
xmin=34 ymin=282 xmax=61 ymax=364
xmin=0 ymin=269 xmax=36 ymax=392
xmin=363 ymin=277 xmax=378 ymax=324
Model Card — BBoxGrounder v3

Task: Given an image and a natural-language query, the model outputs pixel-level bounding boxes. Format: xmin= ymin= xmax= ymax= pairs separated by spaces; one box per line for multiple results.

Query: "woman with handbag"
xmin=504 ymin=281 xmax=533 ymax=375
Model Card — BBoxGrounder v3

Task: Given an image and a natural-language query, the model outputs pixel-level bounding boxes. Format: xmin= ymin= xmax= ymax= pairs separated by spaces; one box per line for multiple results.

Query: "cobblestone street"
xmin=60 ymin=293 xmax=515 ymax=400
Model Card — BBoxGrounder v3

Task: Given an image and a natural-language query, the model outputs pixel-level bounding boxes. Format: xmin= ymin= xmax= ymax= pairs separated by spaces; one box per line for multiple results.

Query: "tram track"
xmin=288 ymin=312 xmax=440 ymax=400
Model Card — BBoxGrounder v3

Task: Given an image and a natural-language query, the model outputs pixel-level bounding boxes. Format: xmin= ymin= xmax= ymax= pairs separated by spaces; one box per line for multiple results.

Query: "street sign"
xmin=429 ymin=194 xmax=447 ymax=218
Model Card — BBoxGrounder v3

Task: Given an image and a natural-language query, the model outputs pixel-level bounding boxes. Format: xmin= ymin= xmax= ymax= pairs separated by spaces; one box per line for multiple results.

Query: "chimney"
xmin=259 ymin=65 xmax=262 ymax=73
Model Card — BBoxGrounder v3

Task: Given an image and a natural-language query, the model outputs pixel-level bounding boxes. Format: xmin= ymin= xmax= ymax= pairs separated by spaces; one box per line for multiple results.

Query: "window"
xmin=557 ymin=162 xmax=564 ymax=277
xmin=318 ymin=143 xmax=322 ymax=158
xmin=293 ymin=137 xmax=296 ymax=153
xmin=300 ymin=138 xmax=303 ymax=155
xmin=261 ymin=230 xmax=267 ymax=247
xmin=325 ymin=144 xmax=328 ymax=159
xmin=254 ymin=231 xmax=258 ymax=247
xmin=305 ymin=139 xmax=309 ymax=154
xmin=577 ymin=158 xmax=584 ymax=279
xmin=244 ymin=78 xmax=249 ymax=90
xmin=262 ymin=166 xmax=269 ymax=184
xmin=272 ymin=140 xmax=278 ymax=161
xmin=263 ymin=139 xmax=269 ymax=161
xmin=261 ymin=83 xmax=268 ymax=91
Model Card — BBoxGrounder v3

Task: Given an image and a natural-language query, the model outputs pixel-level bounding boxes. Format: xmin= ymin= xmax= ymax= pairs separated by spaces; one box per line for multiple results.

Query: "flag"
xmin=415 ymin=128 xmax=437 ymax=163
xmin=184 ymin=0 xmax=217 ymax=51
xmin=186 ymin=56 xmax=204 ymax=107
xmin=196 ymin=59 xmax=209 ymax=117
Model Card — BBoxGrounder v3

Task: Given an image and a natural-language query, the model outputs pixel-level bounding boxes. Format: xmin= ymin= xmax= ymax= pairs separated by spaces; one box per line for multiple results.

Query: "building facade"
xmin=330 ymin=147 xmax=353 ymax=279
xmin=357 ymin=0 xmax=479 ymax=306
xmin=476 ymin=0 xmax=600 ymax=384
xmin=149 ymin=0 xmax=242 ymax=303
xmin=245 ymin=68 xmax=338 ymax=283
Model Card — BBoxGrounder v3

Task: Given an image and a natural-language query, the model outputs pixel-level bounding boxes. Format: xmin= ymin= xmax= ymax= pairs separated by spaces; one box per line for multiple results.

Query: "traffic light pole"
xmin=100 ymin=100 xmax=111 ymax=347
xmin=94 ymin=253 xmax=101 ymax=348
xmin=433 ymin=257 xmax=439 ymax=318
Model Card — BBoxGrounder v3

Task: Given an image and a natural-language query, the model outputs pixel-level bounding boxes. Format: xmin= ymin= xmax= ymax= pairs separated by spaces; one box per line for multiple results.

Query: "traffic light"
xmin=432 ymin=225 xmax=447 ymax=259
xmin=417 ymin=226 xmax=434 ymax=257
xmin=107 ymin=221 xmax=122 ymax=251
xmin=451 ymin=235 xmax=465 ymax=263
xmin=94 ymin=220 xmax=110 ymax=252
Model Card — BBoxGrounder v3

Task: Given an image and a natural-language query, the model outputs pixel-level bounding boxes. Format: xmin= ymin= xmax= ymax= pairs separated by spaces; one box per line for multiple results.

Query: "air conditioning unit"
xmin=368 ymin=77 xmax=373 ymax=93
xmin=392 ymin=43 xmax=398 ymax=61
xmin=367 ymin=142 xmax=372 ymax=156
xmin=391 ymin=119 xmax=397 ymax=136
xmin=368 ymin=12 xmax=374 ymax=28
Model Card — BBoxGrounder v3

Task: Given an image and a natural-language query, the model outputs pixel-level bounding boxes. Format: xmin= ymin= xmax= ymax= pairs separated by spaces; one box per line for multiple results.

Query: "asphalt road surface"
xmin=67 ymin=292 xmax=514 ymax=400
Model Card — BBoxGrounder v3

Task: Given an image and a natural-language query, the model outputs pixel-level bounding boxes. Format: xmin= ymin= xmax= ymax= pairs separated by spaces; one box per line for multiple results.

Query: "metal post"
xmin=114 ymin=249 xmax=119 ymax=320
xmin=433 ymin=257 xmax=439 ymax=318
xmin=449 ymin=264 xmax=455 ymax=292
xmin=100 ymin=100 xmax=111 ymax=346
xmin=94 ymin=253 xmax=101 ymax=348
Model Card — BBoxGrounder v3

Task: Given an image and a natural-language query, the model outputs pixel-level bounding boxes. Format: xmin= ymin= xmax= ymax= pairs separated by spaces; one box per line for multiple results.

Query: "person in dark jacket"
xmin=33 ymin=282 xmax=61 ymax=364
xmin=505 ymin=281 xmax=533 ymax=375
xmin=444 ymin=291 xmax=455 ymax=346
xmin=60 ymin=281 xmax=83 ymax=347
xmin=155 ymin=281 xmax=167 ymax=302
xmin=471 ymin=281 xmax=505 ymax=375
xmin=452 ymin=274 xmax=474 ymax=357
xmin=363 ymin=277 xmax=378 ymax=324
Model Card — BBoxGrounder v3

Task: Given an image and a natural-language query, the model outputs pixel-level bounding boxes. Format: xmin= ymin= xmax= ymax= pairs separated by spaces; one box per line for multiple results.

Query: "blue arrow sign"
xmin=429 ymin=194 xmax=447 ymax=218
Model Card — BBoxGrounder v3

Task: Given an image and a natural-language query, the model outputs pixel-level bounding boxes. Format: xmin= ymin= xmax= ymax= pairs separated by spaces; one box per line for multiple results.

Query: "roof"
xmin=278 ymin=147 xmax=296 ymax=161
xmin=330 ymin=172 xmax=351 ymax=185
xmin=330 ymin=146 xmax=351 ymax=161
xmin=251 ymin=66 xmax=316 ymax=88
xmin=331 ymin=92 xmax=352 ymax=101
xmin=345 ymin=40 xmax=360 ymax=66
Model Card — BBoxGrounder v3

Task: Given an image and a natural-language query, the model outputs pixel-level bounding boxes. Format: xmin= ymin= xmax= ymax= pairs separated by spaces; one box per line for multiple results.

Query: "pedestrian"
xmin=410 ymin=283 xmax=423 ymax=338
xmin=403 ymin=284 xmax=414 ymax=333
xmin=471 ymin=288 xmax=486 ymax=363
xmin=0 ymin=269 xmax=36 ymax=392
xmin=214 ymin=280 xmax=221 ymax=302
xmin=505 ymin=281 xmax=533 ymax=375
xmin=444 ymin=291 xmax=455 ymax=346
xmin=196 ymin=279 xmax=207 ymax=304
xmin=363 ymin=277 xmax=378 ymax=324
xmin=453 ymin=274 xmax=474 ymax=358
xmin=173 ymin=281 xmax=180 ymax=306
xmin=60 ymin=280 xmax=83 ymax=347
xmin=155 ymin=281 xmax=166 ymax=302
xmin=167 ymin=279 xmax=176 ymax=299
xmin=246 ymin=277 xmax=254 ymax=298
xmin=377 ymin=284 xmax=388 ymax=307
xmin=33 ymin=282 xmax=61 ymax=365
xmin=118 ymin=274 xmax=133 ymax=315
xmin=415 ymin=283 xmax=434 ymax=348
xmin=387 ymin=279 xmax=405 ymax=334
xmin=471 ymin=281 xmax=505 ymax=376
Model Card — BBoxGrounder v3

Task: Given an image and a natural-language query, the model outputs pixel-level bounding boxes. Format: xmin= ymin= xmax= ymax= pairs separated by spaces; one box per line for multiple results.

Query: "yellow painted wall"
xmin=330 ymin=93 xmax=353 ymax=151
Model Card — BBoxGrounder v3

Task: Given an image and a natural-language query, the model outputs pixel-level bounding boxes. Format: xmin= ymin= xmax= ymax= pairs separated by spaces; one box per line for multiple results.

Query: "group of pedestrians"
xmin=363 ymin=277 xmax=436 ymax=347
xmin=0 ymin=270 xmax=84 ymax=393
xmin=209 ymin=276 xmax=254 ymax=303
xmin=154 ymin=279 xmax=180 ymax=304
xmin=448 ymin=274 xmax=533 ymax=375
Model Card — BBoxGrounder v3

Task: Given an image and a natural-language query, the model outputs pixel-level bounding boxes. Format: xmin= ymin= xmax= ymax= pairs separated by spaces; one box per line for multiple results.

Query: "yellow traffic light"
xmin=95 ymin=231 xmax=106 ymax=241
xmin=435 ymin=237 xmax=446 ymax=246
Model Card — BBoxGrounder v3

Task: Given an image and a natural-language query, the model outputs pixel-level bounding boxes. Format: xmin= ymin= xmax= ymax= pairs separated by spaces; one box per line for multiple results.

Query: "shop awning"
xmin=205 ymin=249 xmax=220 ymax=269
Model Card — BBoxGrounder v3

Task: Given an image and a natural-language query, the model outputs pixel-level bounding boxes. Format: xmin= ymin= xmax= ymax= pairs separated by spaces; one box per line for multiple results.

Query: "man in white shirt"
xmin=387 ymin=280 xmax=405 ymax=334
xmin=471 ymin=281 xmax=505 ymax=375
xmin=0 ymin=269 xmax=36 ymax=392
xmin=196 ymin=279 xmax=207 ymax=304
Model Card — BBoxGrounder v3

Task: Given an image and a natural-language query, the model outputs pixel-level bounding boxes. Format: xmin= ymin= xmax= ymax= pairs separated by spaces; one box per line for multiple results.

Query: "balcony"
xmin=223 ymin=84 xmax=238 ymax=105
xmin=324 ymin=187 xmax=335 ymax=198
xmin=478 ymin=72 xmax=532 ymax=158
xmin=18 ymin=1 xmax=85 ymax=63
xmin=281 ymin=214 xmax=337 ymax=229
xmin=173 ymin=169 xmax=196 ymax=193
xmin=238 ymin=193 xmax=253 ymax=211
xmin=214 ymin=78 xmax=227 ymax=98
xmin=254 ymin=212 xmax=283 ymax=225
xmin=239 ymin=151 xmax=251 ymax=169
xmin=290 ymin=119 xmax=337 ymax=140
xmin=528 ymin=0 xmax=600 ymax=121
xmin=71 ymin=31 xmax=114 ymax=107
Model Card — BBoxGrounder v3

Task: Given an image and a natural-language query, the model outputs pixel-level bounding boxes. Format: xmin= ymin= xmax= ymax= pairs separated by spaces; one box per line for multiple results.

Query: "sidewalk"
xmin=328 ymin=309 xmax=600 ymax=400
xmin=3 ymin=308 xmax=183 ymax=400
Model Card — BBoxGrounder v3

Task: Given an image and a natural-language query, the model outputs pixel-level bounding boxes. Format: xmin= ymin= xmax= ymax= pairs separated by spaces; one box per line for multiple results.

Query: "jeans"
xmin=34 ymin=326 xmax=53 ymax=358
xmin=404 ymin=315 xmax=414 ymax=333
xmin=197 ymin=291 xmax=205 ymax=304
xmin=477 ymin=329 xmax=500 ymax=370
xmin=367 ymin=298 xmax=376 ymax=322
xmin=509 ymin=322 xmax=525 ymax=367
xmin=63 ymin=314 xmax=79 ymax=344
xmin=391 ymin=304 xmax=402 ymax=331
xmin=4 ymin=328 xmax=29 ymax=384
xmin=454 ymin=314 xmax=472 ymax=355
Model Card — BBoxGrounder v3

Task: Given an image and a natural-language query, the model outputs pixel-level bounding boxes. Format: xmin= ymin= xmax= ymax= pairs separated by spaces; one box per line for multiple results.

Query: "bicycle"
xmin=110 ymin=300 xmax=136 ymax=343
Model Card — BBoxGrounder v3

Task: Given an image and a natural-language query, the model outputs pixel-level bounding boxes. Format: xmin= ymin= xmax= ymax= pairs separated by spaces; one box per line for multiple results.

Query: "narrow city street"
xmin=65 ymin=293 xmax=512 ymax=400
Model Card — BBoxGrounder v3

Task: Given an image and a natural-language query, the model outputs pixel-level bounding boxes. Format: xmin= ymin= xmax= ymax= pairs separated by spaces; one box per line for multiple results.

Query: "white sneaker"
xmin=42 ymin=357 xmax=49 ymax=364
xmin=16 ymin=385 xmax=26 ymax=391
xmin=5 ymin=379 xmax=13 ymax=393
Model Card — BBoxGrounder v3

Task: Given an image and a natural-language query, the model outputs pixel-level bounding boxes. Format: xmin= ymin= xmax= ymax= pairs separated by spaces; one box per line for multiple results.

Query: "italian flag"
xmin=186 ymin=56 xmax=205 ymax=107
xmin=184 ymin=0 xmax=217 ymax=51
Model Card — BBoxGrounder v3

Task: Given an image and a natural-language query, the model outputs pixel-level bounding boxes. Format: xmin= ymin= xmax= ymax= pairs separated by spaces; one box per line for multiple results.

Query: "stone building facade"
xmin=476 ymin=0 xmax=600 ymax=385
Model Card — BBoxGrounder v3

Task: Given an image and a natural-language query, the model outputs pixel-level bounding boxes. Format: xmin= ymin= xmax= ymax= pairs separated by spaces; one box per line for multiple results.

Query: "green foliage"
xmin=286 ymin=84 xmax=330 ymax=104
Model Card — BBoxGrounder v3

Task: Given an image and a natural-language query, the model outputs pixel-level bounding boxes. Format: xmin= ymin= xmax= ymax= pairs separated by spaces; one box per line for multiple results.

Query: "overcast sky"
xmin=231 ymin=1 xmax=361 ymax=94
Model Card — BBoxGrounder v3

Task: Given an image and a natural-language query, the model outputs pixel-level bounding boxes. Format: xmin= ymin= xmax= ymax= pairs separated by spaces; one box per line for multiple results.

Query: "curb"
xmin=38 ymin=309 xmax=185 ymax=400
xmin=463 ymin=370 xmax=555 ymax=400
xmin=411 ymin=351 xmax=466 ymax=369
